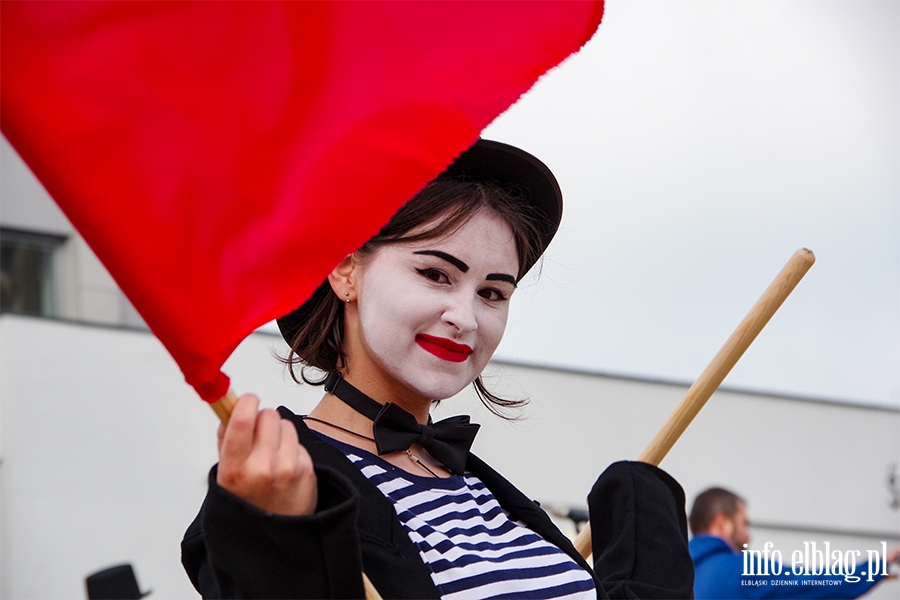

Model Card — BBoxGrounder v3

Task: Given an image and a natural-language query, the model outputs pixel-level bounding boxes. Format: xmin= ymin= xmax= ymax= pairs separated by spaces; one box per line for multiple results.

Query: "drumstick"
xmin=572 ymin=248 xmax=816 ymax=559
xmin=210 ymin=392 xmax=385 ymax=600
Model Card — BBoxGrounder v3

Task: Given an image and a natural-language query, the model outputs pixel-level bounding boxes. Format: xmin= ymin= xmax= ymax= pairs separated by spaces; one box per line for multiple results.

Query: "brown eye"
xmin=478 ymin=287 xmax=508 ymax=302
xmin=416 ymin=268 xmax=449 ymax=284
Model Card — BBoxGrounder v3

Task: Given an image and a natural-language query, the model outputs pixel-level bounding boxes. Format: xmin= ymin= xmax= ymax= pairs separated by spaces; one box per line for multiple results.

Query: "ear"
xmin=709 ymin=512 xmax=733 ymax=538
xmin=327 ymin=254 xmax=359 ymax=302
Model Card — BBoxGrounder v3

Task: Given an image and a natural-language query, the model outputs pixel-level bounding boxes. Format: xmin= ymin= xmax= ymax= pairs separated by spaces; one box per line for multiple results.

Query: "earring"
xmin=345 ymin=291 xmax=351 ymax=304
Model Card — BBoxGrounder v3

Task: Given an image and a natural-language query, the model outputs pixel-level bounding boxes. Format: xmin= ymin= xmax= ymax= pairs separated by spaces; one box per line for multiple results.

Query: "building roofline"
xmin=489 ymin=357 xmax=900 ymax=414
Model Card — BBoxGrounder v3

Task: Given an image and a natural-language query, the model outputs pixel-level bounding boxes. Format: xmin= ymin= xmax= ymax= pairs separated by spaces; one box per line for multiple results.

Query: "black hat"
xmin=277 ymin=139 xmax=562 ymax=347
xmin=441 ymin=139 xmax=562 ymax=257
xmin=85 ymin=563 xmax=150 ymax=600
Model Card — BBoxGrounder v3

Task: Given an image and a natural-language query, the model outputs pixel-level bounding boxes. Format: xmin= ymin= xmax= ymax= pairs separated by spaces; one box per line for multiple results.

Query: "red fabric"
xmin=1 ymin=0 xmax=603 ymax=401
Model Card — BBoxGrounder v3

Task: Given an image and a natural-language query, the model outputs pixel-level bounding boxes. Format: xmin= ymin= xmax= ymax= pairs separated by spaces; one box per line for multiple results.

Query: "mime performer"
xmin=182 ymin=139 xmax=695 ymax=599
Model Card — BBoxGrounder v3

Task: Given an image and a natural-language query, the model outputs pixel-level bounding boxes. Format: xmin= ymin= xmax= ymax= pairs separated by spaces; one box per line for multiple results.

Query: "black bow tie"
xmin=324 ymin=372 xmax=479 ymax=475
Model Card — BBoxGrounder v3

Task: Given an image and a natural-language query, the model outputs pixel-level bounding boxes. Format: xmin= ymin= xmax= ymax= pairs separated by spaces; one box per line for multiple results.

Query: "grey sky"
xmin=483 ymin=0 xmax=899 ymax=407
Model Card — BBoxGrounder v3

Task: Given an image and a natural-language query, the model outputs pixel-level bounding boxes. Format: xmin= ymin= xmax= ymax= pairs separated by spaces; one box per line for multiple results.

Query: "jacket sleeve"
xmin=181 ymin=464 xmax=366 ymax=599
xmin=589 ymin=460 xmax=695 ymax=599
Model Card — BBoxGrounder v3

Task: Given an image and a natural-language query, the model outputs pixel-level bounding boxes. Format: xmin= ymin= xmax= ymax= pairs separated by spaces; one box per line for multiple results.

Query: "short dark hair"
xmin=280 ymin=176 xmax=542 ymax=417
xmin=689 ymin=487 xmax=745 ymax=535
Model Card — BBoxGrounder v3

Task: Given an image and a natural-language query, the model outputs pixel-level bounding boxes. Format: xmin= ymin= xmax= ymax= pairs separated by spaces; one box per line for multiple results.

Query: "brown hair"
xmin=281 ymin=176 xmax=544 ymax=417
xmin=689 ymin=487 xmax=745 ymax=535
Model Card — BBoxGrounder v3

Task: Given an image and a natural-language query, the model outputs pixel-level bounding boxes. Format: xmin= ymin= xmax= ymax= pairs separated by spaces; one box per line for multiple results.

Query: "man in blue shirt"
xmin=688 ymin=487 xmax=898 ymax=599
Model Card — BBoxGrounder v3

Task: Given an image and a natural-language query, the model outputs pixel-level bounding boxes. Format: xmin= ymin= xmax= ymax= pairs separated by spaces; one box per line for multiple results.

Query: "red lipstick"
xmin=415 ymin=334 xmax=472 ymax=362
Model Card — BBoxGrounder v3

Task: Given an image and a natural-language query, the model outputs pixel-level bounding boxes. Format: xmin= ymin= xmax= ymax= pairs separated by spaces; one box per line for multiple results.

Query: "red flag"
xmin=1 ymin=1 xmax=603 ymax=401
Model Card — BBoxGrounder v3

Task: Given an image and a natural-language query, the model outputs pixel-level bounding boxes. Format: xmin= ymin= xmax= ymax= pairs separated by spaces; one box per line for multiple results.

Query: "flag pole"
xmin=210 ymin=389 xmax=239 ymax=424
xmin=209 ymin=392 xmax=385 ymax=600
xmin=572 ymin=248 xmax=816 ymax=559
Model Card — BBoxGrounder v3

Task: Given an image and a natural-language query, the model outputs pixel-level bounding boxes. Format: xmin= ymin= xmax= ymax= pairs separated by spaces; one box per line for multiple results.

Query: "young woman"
xmin=182 ymin=140 xmax=693 ymax=599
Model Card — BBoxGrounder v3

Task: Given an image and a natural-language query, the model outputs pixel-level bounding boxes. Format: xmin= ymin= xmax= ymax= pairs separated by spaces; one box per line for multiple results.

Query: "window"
xmin=0 ymin=228 xmax=64 ymax=316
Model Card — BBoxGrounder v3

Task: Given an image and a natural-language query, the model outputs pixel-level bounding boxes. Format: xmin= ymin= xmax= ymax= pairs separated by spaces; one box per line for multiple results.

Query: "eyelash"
xmin=479 ymin=287 xmax=508 ymax=302
xmin=415 ymin=268 xmax=509 ymax=302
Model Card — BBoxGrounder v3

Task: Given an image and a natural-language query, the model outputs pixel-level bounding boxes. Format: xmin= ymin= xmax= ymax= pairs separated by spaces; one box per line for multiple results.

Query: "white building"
xmin=2 ymin=136 xmax=898 ymax=598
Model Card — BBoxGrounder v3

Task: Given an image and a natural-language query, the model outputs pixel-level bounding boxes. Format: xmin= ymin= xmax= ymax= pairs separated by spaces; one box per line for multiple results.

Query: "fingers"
xmin=219 ymin=393 xmax=260 ymax=465
xmin=240 ymin=408 xmax=294 ymax=485
xmin=278 ymin=421 xmax=317 ymax=515
xmin=250 ymin=406 xmax=285 ymax=460
xmin=276 ymin=417 xmax=301 ymax=468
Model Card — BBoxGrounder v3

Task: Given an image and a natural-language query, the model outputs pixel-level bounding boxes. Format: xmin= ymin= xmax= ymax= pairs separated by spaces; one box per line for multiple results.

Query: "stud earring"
xmin=345 ymin=291 xmax=351 ymax=303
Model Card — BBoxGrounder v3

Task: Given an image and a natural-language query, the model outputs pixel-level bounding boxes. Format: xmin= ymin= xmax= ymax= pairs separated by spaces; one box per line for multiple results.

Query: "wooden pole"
xmin=209 ymin=388 xmax=239 ymax=424
xmin=209 ymin=390 xmax=384 ymax=600
xmin=572 ymin=248 xmax=815 ymax=560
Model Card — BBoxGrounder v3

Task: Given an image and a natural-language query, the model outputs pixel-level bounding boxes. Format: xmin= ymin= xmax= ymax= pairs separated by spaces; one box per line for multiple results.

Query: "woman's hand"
xmin=216 ymin=394 xmax=317 ymax=516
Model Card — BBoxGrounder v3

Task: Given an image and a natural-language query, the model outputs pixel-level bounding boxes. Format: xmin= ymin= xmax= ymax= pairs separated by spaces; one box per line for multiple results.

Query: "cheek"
xmin=478 ymin=306 xmax=510 ymax=352
xmin=358 ymin=294 xmax=410 ymax=347
xmin=356 ymin=276 xmax=434 ymax=355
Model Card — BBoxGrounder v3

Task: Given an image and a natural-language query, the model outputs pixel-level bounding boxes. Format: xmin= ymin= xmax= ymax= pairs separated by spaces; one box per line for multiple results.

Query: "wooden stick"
xmin=208 ymin=390 xmax=385 ymax=600
xmin=209 ymin=388 xmax=239 ymax=424
xmin=362 ymin=573 xmax=384 ymax=600
xmin=572 ymin=248 xmax=815 ymax=559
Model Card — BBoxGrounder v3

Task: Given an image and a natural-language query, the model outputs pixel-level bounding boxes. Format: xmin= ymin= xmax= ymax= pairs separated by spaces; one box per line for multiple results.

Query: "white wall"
xmin=0 ymin=138 xmax=71 ymax=237
xmin=1 ymin=315 xmax=897 ymax=598
xmin=0 ymin=317 xmax=213 ymax=599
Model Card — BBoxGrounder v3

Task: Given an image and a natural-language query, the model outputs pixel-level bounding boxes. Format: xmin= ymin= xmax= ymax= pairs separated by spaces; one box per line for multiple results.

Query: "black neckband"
xmin=324 ymin=372 xmax=384 ymax=420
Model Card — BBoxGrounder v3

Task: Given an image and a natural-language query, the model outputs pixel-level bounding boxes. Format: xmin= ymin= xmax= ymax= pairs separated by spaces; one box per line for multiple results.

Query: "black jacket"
xmin=182 ymin=407 xmax=693 ymax=598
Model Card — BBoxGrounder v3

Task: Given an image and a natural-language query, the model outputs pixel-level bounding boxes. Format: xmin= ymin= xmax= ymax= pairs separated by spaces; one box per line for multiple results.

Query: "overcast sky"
xmin=481 ymin=0 xmax=898 ymax=408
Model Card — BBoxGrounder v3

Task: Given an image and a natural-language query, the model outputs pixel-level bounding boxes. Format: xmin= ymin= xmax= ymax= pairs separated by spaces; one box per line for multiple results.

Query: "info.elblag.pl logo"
xmin=742 ymin=541 xmax=892 ymax=583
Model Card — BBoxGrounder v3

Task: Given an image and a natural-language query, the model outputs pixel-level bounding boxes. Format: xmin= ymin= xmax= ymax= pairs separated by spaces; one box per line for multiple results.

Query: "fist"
xmin=216 ymin=394 xmax=317 ymax=516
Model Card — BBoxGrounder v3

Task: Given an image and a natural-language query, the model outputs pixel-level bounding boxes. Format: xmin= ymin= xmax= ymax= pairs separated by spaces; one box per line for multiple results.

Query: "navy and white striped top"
xmin=319 ymin=435 xmax=596 ymax=599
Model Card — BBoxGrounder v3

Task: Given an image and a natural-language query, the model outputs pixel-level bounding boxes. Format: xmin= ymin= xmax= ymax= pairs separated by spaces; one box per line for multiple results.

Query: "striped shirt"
xmin=319 ymin=435 xmax=596 ymax=599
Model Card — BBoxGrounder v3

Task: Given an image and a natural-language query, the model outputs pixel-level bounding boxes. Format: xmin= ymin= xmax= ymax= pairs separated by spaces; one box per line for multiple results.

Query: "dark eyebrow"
xmin=487 ymin=273 xmax=517 ymax=287
xmin=413 ymin=250 xmax=469 ymax=273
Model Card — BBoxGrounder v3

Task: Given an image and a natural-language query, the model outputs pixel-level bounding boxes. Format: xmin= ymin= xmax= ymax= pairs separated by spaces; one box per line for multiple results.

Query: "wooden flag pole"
xmin=209 ymin=391 xmax=384 ymax=600
xmin=210 ymin=388 xmax=239 ymax=424
xmin=572 ymin=248 xmax=816 ymax=560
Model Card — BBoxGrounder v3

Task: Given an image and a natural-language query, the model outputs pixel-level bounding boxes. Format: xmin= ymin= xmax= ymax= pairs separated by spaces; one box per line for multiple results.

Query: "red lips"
xmin=415 ymin=334 xmax=473 ymax=362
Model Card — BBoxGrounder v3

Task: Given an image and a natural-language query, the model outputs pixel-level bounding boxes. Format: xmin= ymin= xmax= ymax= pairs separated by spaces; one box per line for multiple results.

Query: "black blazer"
xmin=182 ymin=407 xmax=693 ymax=599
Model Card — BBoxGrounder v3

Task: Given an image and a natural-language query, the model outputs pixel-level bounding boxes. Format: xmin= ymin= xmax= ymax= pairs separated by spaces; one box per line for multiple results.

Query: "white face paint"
xmin=349 ymin=210 xmax=519 ymax=404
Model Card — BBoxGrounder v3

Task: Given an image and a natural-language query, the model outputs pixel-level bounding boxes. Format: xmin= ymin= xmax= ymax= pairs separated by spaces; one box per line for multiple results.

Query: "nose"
xmin=441 ymin=291 xmax=477 ymax=335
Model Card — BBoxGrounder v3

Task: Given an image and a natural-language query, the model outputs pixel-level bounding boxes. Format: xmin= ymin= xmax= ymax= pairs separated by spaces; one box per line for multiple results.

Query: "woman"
xmin=182 ymin=140 xmax=693 ymax=599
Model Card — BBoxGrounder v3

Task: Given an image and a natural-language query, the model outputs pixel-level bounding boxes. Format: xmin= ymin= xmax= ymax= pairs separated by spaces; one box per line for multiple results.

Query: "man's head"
xmin=689 ymin=487 xmax=751 ymax=551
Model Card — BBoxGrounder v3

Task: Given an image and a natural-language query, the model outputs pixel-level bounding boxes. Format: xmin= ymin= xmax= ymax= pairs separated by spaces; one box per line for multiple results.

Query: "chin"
xmin=399 ymin=370 xmax=475 ymax=402
xmin=374 ymin=349 xmax=490 ymax=403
